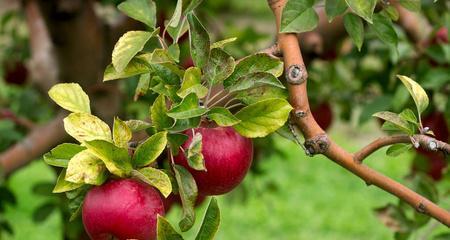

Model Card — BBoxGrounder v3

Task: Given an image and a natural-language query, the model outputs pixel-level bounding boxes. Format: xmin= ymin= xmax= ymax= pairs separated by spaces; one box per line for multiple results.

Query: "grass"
xmin=4 ymin=121 xmax=424 ymax=240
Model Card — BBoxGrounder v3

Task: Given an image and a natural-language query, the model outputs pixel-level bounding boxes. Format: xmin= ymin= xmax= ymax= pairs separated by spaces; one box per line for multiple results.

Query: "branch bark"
xmin=0 ymin=112 xmax=67 ymax=175
xmin=268 ymin=0 xmax=450 ymax=227
xmin=354 ymin=134 xmax=450 ymax=163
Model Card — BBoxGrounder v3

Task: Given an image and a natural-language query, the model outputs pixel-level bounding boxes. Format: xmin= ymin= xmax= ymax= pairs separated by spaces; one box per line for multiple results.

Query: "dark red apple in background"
xmin=4 ymin=61 xmax=28 ymax=85
xmin=432 ymin=27 xmax=448 ymax=44
xmin=82 ymin=179 xmax=164 ymax=240
xmin=311 ymin=102 xmax=333 ymax=131
xmin=174 ymin=126 xmax=253 ymax=196
xmin=414 ymin=111 xmax=449 ymax=181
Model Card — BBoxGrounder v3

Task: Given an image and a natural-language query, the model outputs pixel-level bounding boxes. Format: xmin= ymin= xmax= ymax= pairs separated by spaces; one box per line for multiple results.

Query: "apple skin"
xmin=82 ymin=179 xmax=165 ymax=240
xmin=174 ymin=126 xmax=253 ymax=196
xmin=311 ymin=102 xmax=333 ymax=131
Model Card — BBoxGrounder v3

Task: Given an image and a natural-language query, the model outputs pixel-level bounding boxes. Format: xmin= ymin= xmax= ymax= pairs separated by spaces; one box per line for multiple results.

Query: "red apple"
xmin=311 ymin=102 xmax=333 ymax=131
xmin=174 ymin=126 xmax=253 ymax=196
xmin=4 ymin=61 xmax=28 ymax=85
xmin=82 ymin=179 xmax=164 ymax=240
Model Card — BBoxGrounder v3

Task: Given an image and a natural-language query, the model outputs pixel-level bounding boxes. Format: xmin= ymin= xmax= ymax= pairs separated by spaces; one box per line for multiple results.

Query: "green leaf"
xmin=134 ymin=73 xmax=151 ymax=101
xmin=53 ymin=170 xmax=83 ymax=193
xmin=48 ymin=83 xmax=90 ymax=113
xmin=168 ymin=44 xmax=180 ymax=62
xmin=203 ymin=48 xmax=235 ymax=86
xmin=343 ymin=13 xmax=364 ymax=51
xmin=44 ymin=143 xmax=86 ymax=168
xmin=397 ymin=75 xmax=429 ymax=116
xmin=151 ymin=95 xmax=175 ymax=130
xmin=234 ymin=98 xmax=293 ymax=138
xmin=170 ymin=117 xmax=201 ymax=132
xmin=167 ymin=17 xmax=189 ymax=43
xmin=210 ymin=37 xmax=237 ymax=49
xmin=325 ymin=0 xmax=348 ymax=22
xmin=373 ymin=111 xmax=413 ymax=134
xmin=173 ymin=164 xmax=198 ymax=232
xmin=65 ymin=150 xmax=108 ymax=185
xmin=177 ymin=67 xmax=208 ymax=98
xmin=386 ymin=144 xmax=412 ymax=157
xmin=118 ymin=0 xmax=156 ymax=28
xmin=224 ymin=53 xmax=283 ymax=87
xmin=103 ymin=58 xmax=151 ymax=81
xmin=125 ymin=120 xmax=152 ymax=132
xmin=184 ymin=0 xmax=203 ymax=13
xmin=227 ymin=72 xmax=285 ymax=93
xmin=195 ymin=198 xmax=220 ymax=240
xmin=281 ymin=7 xmax=318 ymax=33
xmin=132 ymin=168 xmax=172 ymax=198
xmin=157 ymin=215 xmax=184 ymax=240
xmin=33 ymin=202 xmax=56 ymax=223
xmin=371 ymin=13 xmax=398 ymax=48
xmin=398 ymin=0 xmax=421 ymax=12
xmin=187 ymin=12 xmax=210 ymax=69
xmin=66 ymin=186 xmax=89 ymax=221
xmin=399 ymin=108 xmax=418 ymax=125
xmin=235 ymin=85 xmax=288 ymax=105
xmin=112 ymin=31 xmax=153 ymax=72
xmin=382 ymin=6 xmax=399 ymax=21
xmin=280 ymin=0 xmax=315 ymax=33
xmin=63 ymin=113 xmax=112 ymax=143
xmin=84 ymin=140 xmax=132 ymax=177
xmin=167 ymin=93 xmax=208 ymax=119
xmin=113 ymin=117 xmax=132 ymax=148
xmin=186 ymin=132 xmax=205 ymax=171
xmin=133 ymin=131 xmax=168 ymax=167
xmin=207 ymin=107 xmax=240 ymax=127
xmin=168 ymin=133 xmax=189 ymax=155
xmin=344 ymin=0 xmax=376 ymax=23
xmin=167 ymin=0 xmax=182 ymax=28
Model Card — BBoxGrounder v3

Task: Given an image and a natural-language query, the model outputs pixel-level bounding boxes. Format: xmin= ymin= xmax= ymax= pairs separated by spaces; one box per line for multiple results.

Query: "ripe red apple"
xmin=82 ymin=179 xmax=165 ymax=240
xmin=174 ymin=126 xmax=253 ymax=196
xmin=311 ymin=102 xmax=333 ymax=131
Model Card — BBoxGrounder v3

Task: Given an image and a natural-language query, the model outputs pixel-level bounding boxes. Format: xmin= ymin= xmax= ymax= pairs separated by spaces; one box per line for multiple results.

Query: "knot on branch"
xmin=294 ymin=109 xmax=309 ymax=118
xmin=286 ymin=64 xmax=308 ymax=85
xmin=304 ymin=134 xmax=330 ymax=155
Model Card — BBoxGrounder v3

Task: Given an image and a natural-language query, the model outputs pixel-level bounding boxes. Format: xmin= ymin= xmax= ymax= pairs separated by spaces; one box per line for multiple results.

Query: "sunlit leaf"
xmin=203 ymin=48 xmax=235 ymax=86
xmin=132 ymin=168 xmax=172 ymax=197
xmin=125 ymin=120 xmax=152 ymax=132
xmin=133 ymin=131 xmax=168 ymax=167
xmin=373 ymin=111 xmax=413 ymax=135
xmin=397 ymin=75 xmax=429 ymax=116
xmin=157 ymin=215 xmax=184 ymax=240
xmin=113 ymin=117 xmax=132 ymax=148
xmin=227 ymin=72 xmax=284 ymax=93
xmin=112 ymin=31 xmax=153 ymax=72
xmin=65 ymin=150 xmax=108 ymax=185
xmin=103 ymin=58 xmax=151 ymax=81
xmin=234 ymin=98 xmax=292 ymax=138
xmin=151 ymin=95 xmax=175 ymax=130
xmin=44 ymin=143 xmax=86 ymax=168
xmin=280 ymin=0 xmax=315 ymax=33
xmin=63 ymin=113 xmax=111 ymax=143
xmin=186 ymin=132 xmax=205 ymax=171
xmin=167 ymin=93 xmax=208 ymax=119
xmin=84 ymin=140 xmax=132 ymax=177
xmin=118 ymin=0 xmax=156 ymax=28
xmin=48 ymin=83 xmax=90 ymax=113
xmin=53 ymin=170 xmax=83 ymax=193
xmin=177 ymin=67 xmax=208 ymax=98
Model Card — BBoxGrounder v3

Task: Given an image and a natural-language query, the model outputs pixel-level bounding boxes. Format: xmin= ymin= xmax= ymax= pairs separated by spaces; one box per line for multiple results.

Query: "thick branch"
xmin=268 ymin=0 xmax=450 ymax=227
xmin=354 ymin=134 xmax=450 ymax=163
xmin=0 ymin=113 xmax=67 ymax=175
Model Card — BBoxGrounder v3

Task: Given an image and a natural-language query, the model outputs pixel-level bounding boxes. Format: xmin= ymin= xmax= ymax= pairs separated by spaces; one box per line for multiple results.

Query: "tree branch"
xmin=268 ymin=0 xmax=450 ymax=227
xmin=0 ymin=112 xmax=67 ymax=175
xmin=354 ymin=134 xmax=450 ymax=163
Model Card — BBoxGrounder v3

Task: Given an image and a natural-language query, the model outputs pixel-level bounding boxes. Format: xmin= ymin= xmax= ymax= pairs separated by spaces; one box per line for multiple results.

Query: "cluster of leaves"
xmin=43 ymin=0 xmax=293 ymax=238
xmin=281 ymin=0 xmax=420 ymax=51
